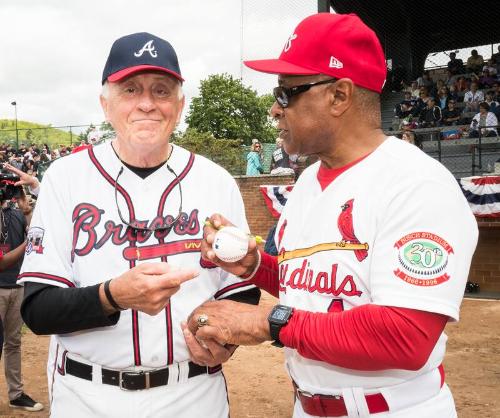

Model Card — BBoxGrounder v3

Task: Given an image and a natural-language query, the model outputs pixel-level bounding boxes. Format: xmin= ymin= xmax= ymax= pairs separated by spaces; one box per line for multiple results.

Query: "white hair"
xmin=101 ymin=79 xmax=184 ymax=100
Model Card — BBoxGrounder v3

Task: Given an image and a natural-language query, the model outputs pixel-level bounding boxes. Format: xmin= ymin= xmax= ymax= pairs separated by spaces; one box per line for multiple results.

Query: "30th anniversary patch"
xmin=393 ymin=232 xmax=453 ymax=286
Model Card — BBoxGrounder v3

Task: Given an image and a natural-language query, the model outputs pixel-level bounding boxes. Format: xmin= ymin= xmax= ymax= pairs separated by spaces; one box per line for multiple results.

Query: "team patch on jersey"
xmin=26 ymin=227 xmax=45 ymax=255
xmin=393 ymin=232 xmax=453 ymax=286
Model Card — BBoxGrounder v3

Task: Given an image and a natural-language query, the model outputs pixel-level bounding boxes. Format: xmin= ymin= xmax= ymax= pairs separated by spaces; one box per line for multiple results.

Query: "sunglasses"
xmin=273 ymin=78 xmax=337 ymax=108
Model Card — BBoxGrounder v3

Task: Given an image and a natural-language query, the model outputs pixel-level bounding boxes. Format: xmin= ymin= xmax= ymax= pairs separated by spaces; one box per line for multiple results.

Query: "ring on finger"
xmin=197 ymin=313 xmax=209 ymax=328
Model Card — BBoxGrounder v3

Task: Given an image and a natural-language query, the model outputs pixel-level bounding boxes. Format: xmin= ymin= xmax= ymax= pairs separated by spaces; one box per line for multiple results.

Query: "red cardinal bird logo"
xmin=337 ymin=199 xmax=368 ymax=262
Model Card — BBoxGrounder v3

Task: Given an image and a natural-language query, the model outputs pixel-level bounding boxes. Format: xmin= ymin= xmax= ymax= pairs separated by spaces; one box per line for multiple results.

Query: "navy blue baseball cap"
xmin=102 ymin=32 xmax=183 ymax=84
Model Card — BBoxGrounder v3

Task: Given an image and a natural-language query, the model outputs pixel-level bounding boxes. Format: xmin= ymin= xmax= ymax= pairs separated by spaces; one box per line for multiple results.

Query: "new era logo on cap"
xmin=102 ymin=32 xmax=183 ymax=84
xmin=244 ymin=13 xmax=386 ymax=93
xmin=329 ymin=56 xmax=343 ymax=69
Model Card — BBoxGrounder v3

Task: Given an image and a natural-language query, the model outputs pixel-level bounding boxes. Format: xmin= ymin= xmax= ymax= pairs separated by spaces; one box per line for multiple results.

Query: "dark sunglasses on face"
xmin=273 ymin=78 xmax=337 ymax=108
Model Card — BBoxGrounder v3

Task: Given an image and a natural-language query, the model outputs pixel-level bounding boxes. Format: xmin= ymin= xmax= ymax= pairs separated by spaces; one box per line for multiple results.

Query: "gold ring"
xmin=197 ymin=314 xmax=209 ymax=328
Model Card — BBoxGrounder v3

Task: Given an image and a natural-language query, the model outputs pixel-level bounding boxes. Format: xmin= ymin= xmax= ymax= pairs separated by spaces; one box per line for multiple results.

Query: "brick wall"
xmin=469 ymin=219 xmax=500 ymax=292
xmin=234 ymin=174 xmax=294 ymax=240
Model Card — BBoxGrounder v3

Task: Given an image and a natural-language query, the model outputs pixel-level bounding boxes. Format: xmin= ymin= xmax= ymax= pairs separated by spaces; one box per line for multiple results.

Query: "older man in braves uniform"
xmin=18 ymin=32 xmax=259 ymax=418
xmin=188 ymin=14 xmax=478 ymax=418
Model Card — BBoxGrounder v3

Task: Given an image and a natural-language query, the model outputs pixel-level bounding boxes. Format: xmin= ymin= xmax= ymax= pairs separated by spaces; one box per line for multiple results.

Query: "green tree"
xmin=172 ymin=128 xmax=245 ymax=175
xmin=185 ymin=73 xmax=276 ymax=145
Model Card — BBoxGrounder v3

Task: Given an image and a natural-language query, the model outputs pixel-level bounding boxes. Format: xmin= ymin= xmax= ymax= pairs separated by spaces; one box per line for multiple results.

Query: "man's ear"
xmin=176 ymin=95 xmax=185 ymax=125
xmin=328 ymin=78 xmax=354 ymax=117
xmin=100 ymin=95 xmax=109 ymax=121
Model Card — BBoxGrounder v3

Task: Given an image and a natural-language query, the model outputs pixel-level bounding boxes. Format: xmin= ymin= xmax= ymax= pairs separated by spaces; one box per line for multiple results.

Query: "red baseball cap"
xmin=244 ymin=13 xmax=386 ymax=93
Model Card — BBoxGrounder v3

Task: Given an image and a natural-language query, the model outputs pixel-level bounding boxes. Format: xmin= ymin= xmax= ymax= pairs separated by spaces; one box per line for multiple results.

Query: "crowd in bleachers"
xmin=393 ymin=46 xmax=500 ymax=138
xmin=0 ymin=142 xmax=87 ymax=178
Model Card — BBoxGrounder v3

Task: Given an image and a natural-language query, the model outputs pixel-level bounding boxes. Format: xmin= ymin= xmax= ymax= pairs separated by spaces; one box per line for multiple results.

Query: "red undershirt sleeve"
xmin=243 ymin=251 xmax=447 ymax=371
xmin=279 ymin=304 xmax=449 ymax=371
xmin=248 ymin=251 xmax=280 ymax=297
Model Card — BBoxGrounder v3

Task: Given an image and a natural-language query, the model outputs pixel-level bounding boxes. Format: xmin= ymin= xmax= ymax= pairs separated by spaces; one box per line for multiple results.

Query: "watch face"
xmin=270 ymin=305 xmax=292 ymax=324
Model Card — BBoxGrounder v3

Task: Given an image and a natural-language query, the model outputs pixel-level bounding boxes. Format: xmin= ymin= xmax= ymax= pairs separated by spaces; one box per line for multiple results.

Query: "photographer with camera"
xmin=0 ymin=166 xmax=42 ymax=411
xmin=3 ymin=163 xmax=40 ymax=198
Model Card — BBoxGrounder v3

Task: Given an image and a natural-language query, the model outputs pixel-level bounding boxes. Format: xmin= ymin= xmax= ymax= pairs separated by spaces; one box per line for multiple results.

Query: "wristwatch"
xmin=268 ymin=304 xmax=294 ymax=348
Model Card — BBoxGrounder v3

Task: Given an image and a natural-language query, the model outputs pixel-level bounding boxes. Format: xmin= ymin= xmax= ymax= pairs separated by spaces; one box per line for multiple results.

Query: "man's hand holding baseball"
xmin=99 ymin=263 xmax=199 ymax=315
xmin=203 ymin=214 xmax=259 ymax=278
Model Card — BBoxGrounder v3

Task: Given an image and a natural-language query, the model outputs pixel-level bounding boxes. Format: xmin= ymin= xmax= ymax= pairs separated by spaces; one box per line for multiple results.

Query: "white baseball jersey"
xmin=19 ymin=142 xmax=254 ymax=369
xmin=276 ymin=137 xmax=478 ymax=395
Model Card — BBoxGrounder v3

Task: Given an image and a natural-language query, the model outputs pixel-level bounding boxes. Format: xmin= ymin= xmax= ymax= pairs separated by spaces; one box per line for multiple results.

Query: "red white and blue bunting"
xmin=459 ymin=176 xmax=500 ymax=218
xmin=261 ymin=177 xmax=500 ymax=219
xmin=259 ymin=185 xmax=294 ymax=218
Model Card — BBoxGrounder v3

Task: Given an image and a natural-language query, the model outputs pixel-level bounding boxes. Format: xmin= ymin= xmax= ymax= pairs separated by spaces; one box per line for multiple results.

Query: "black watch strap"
xmin=268 ymin=305 xmax=293 ymax=348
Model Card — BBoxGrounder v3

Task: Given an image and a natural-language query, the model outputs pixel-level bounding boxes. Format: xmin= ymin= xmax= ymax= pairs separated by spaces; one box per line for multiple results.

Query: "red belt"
xmin=293 ymin=364 xmax=445 ymax=417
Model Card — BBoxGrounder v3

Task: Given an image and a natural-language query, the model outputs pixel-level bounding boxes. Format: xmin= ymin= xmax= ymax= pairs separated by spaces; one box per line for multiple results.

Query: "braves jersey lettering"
xmin=71 ymin=202 xmax=200 ymax=259
xmin=19 ymin=142 xmax=255 ymax=370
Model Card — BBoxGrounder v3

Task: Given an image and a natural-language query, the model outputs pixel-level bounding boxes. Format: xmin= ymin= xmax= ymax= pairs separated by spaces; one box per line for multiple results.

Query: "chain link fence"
xmin=0 ymin=123 xmax=114 ymax=149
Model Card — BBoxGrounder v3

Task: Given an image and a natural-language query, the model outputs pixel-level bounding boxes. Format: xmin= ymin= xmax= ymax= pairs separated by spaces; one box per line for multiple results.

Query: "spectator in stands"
xmin=395 ymin=92 xmax=417 ymax=118
xmin=448 ymin=84 xmax=460 ymax=103
xmin=437 ymin=87 xmax=450 ymax=110
xmin=463 ymin=81 xmax=484 ymax=112
xmin=491 ymin=45 xmax=500 ymax=66
xmin=401 ymin=131 xmax=416 ymax=145
xmin=246 ymin=142 xmax=263 ymax=175
xmin=414 ymin=87 xmax=431 ymax=116
xmin=270 ymin=137 xmax=295 ymax=176
xmin=40 ymin=149 xmax=50 ymax=163
xmin=442 ymin=100 xmax=462 ymax=126
xmin=419 ymin=97 xmax=442 ymax=127
xmin=469 ymin=102 xmax=498 ymax=137
xmin=447 ymin=52 xmax=464 ymax=75
xmin=416 ymin=71 xmax=434 ymax=89
xmin=410 ymin=81 xmax=420 ymax=98
xmin=482 ymin=59 xmax=497 ymax=76
xmin=444 ymin=70 xmax=457 ymax=88
xmin=477 ymin=69 xmax=496 ymax=89
xmin=10 ymin=154 xmax=23 ymax=171
xmin=485 ymin=91 xmax=500 ymax=117
xmin=455 ymin=76 xmax=469 ymax=92
xmin=466 ymin=49 xmax=484 ymax=74
xmin=431 ymin=79 xmax=445 ymax=98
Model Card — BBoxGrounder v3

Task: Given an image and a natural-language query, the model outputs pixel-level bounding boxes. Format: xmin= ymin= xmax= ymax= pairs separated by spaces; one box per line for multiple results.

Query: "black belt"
xmin=64 ymin=357 xmax=219 ymax=391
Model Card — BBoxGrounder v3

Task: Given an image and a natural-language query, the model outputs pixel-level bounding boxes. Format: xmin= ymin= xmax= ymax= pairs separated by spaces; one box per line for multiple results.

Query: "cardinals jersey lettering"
xmin=275 ymin=137 xmax=477 ymax=393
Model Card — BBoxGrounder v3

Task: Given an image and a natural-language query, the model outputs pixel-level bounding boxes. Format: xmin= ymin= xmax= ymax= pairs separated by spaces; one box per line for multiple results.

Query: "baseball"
xmin=212 ymin=226 xmax=249 ymax=263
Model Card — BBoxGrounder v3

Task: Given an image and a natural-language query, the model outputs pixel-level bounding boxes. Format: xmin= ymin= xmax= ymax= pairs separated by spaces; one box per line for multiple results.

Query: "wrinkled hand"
xmin=100 ymin=263 xmax=199 ymax=315
xmin=202 ymin=214 xmax=260 ymax=278
xmin=187 ymin=300 xmax=272 ymax=346
xmin=4 ymin=163 xmax=40 ymax=189
xmin=181 ymin=321 xmax=236 ymax=367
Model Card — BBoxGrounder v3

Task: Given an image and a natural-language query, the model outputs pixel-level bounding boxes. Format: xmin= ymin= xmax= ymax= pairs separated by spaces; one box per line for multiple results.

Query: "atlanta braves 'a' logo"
xmin=134 ymin=40 xmax=158 ymax=58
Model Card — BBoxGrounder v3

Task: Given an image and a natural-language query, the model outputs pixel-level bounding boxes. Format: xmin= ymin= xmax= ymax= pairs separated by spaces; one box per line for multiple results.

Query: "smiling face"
xmin=100 ymin=72 xmax=184 ymax=152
